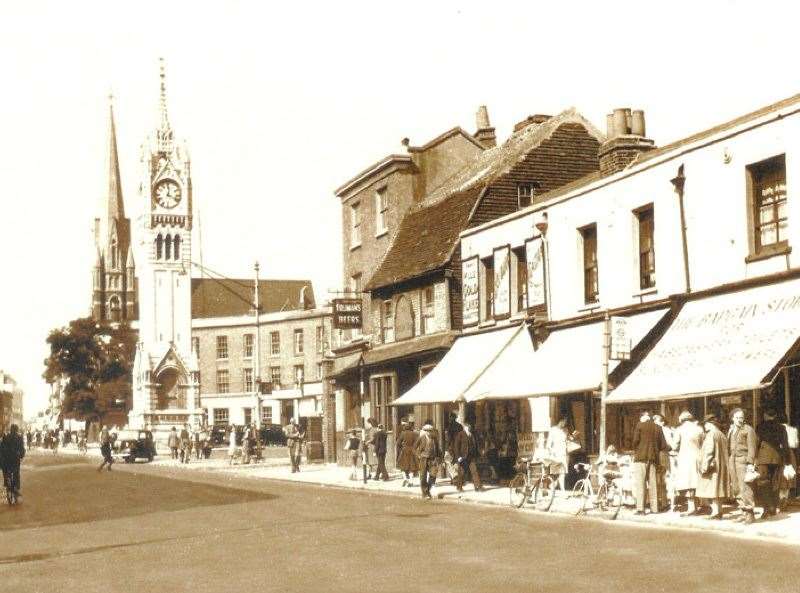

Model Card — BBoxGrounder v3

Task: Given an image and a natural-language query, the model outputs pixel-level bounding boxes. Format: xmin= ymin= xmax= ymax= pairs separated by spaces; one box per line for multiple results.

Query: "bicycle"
xmin=571 ymin=462 xmax=597 ymax=516
xmin=508 ymin=457 xmax=563 ymax=511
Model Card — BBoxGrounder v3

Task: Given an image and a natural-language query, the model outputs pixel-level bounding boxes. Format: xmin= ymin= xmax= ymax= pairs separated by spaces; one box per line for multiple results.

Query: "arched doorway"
xmin=157 ymin=368 xmax=185 ymax=409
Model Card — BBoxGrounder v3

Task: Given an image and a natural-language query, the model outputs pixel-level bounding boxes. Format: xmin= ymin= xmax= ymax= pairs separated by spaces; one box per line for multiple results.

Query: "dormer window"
xmin=517 ymin=183 xmax=535 ymax=208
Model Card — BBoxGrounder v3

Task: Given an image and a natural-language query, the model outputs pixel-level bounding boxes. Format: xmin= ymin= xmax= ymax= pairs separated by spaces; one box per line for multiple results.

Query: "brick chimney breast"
xmin=598 ymin=107 xmax=655 ymax=176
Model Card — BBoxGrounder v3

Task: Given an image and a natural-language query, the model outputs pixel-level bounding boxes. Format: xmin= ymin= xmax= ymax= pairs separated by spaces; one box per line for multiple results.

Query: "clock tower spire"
xmin=129 ymin=59 xmax=200 ymax=432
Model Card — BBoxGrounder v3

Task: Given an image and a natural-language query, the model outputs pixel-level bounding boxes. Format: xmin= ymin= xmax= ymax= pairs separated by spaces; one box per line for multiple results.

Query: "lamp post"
xmin=254 ymin=261 xmax=262 ymax=430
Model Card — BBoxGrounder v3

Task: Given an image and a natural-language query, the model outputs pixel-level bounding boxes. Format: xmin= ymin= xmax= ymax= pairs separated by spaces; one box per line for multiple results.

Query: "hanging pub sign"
xmin=525 ymin=237 xmax=545 ymax=308
xmin=493 ymin=245 xmax=511 ymax=318
xmin=609 ymin=316 xmax=631 ymax=360
xmin=462 ymin=256 xmax=479 ymax=327
xmin=332 ymin=298 xmax=363 ymax=330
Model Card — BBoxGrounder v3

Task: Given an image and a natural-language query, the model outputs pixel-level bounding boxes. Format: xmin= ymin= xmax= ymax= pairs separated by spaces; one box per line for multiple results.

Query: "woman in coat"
xmin=673 ymin=411 xmax=704 ymax=516
xmin=396 ymin=421 xmax=418 ymax=487
xmin=695 ymin=414 xmax=730 ymax=519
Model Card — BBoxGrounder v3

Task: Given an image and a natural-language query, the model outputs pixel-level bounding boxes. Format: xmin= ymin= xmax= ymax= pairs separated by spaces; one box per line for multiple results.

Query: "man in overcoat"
xmin=373 ymin=423 xmax=389 ymax=481
xmin=631 ymin=410 xmax=669 ymax=514
xmin=727 ymin=408 xmax=757 ymax=523
xmin=755 ymin=408 xmax=790 ymax=519
xmin=453 ymin=422 xmax=484 ymax=492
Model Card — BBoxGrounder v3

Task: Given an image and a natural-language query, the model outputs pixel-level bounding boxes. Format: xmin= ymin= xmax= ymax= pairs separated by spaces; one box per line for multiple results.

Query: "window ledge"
xmin=632 ymin=287 xmax=658 ymax=298
xmin=375 ymin=229 xmax=388 ymax=239
xmin=578 ymin=302 xmax=601 ymax=313
xmin=215 ymin=358 xmax=229 ymax=362
xmin=745 ymin=244 xmax=791 ymax=264
xmin=350 ymin=243 xmax=362 ymax=251
xmin=479 ymin=319 xmax=497 ymax=328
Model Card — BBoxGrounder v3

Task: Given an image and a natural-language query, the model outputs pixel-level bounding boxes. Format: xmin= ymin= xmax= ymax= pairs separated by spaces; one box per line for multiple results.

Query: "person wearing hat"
xmin=726 ymin=408 xmax=757 ymax=523
xmin=452 ymin=421 xmax=484 ymax=492
xmin=696 ymin=414 xmax=730 ymax=519
xmin=373 ymin=423 xmax=390 ymax=481
xmin=343 ymin=429 xmax=361 ymax=480
xmin=396 ymin=421 xmax=418 ymax=487
xmin=672 ymin=411 xmax=704 ymax=516
xmin=755 ymin=408 xmax=791 ymax=520
xmin=414 ymin=420 xmax=441 ymax=499
xmin=631 ymin=410 xmax=669 ymax=515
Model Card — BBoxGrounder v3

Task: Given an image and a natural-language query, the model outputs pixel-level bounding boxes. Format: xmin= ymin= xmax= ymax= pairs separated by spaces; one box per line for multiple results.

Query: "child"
xmin=343 ymin=429 xmax=361 ymax=480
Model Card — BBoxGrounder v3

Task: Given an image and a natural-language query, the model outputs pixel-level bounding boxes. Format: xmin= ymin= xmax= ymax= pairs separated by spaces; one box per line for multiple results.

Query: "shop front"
xmin=607 ymin=277 xmax=800 ymax=441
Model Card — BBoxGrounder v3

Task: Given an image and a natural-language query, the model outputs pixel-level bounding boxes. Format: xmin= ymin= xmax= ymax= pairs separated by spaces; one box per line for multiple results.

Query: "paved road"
xmin=1 ymin=452 xmax=797 ymax=593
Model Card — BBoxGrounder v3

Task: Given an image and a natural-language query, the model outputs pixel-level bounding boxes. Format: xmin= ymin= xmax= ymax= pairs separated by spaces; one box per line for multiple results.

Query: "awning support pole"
xmin=599 ymin=311 xmax=610 ymax=454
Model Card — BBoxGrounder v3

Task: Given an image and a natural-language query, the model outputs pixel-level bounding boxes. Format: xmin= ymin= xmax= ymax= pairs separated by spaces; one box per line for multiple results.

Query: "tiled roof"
xmin=365 ymin=109 xmax=603 ymax=291
xmin=365 ymin=186 xmax=484 ymax=290
xmin=191 ymin=278 xmax=315 ymax=319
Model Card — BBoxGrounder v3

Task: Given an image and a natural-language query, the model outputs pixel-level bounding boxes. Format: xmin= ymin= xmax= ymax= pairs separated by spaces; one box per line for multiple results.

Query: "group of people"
xmin=345 ymin=417 xmax=484 ymax=500
xmin=226 ymin=422 xmax=267 ymax=465
xmin=168 ymin=425 xmax=213 ymax=463
xmin=628 ymin=408 xmax=797 ymax=523
xmin=24 ymin=428 xmax=87 ymax=452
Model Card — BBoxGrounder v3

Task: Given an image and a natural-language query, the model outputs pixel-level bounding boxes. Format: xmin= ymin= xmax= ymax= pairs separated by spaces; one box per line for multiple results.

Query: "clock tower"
xmin=129 ymin=60 xmax=201 ymax=431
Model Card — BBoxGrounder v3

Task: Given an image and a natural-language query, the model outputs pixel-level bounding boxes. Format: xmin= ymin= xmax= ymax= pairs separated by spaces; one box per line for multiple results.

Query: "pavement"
xmin=3 ymin=450 xmax=800 ymax=593
xmin=55 ymin=443 xmax=800 ymax=545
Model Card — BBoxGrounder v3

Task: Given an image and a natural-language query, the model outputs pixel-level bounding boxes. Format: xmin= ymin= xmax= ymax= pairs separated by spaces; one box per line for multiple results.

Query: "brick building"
xmin=191 ymin=277 xmax=332 ymax=429
xmin=327 ymin=107 xmax=604 ymax=464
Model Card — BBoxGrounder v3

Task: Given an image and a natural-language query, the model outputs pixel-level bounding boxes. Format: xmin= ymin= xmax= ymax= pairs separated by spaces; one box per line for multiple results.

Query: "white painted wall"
xmin=461 ymin=101 xmax=800 ymax=322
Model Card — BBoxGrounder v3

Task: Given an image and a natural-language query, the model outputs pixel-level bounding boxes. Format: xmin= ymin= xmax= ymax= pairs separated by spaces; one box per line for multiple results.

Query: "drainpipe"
xmin=671 ymin=165 xmax=691 ymax=293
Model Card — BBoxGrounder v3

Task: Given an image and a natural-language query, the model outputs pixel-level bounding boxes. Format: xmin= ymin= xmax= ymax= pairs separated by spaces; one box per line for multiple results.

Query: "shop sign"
xmin=719 ymin=394 xmax=742 ymax=405
xmin=462 ymin=257 xmax=479 ymax=327
xmin=609 ymin=316 xmax=630 ymax=360
xmin=517 ymin=432 xmax=536 ymax=457
xmin=332 ymin=298 xmax=363 ymax=330
xmin=525 ymin=237 xmax=545 ymax=308
xmin=493 ymin=246 xmax=511 ymax=318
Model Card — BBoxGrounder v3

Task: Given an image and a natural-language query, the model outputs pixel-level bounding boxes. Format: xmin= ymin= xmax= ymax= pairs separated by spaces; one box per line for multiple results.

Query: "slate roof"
xmin=191 ymin=278 xmax=315 ymax=319
xmin=365 ymin=109 xmax=604 ymax=291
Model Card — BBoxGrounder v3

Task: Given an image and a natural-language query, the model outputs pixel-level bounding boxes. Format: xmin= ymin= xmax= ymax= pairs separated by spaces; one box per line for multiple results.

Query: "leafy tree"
xmin=43 ymin=318 xmax=137 ymax=423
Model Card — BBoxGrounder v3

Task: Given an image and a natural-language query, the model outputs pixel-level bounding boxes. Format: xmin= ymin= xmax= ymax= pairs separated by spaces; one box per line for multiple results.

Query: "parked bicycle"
xmin=508 ymin=457 xmax=563 ymax=511
xmin=571 ymin=461 xmax=624 ymax=520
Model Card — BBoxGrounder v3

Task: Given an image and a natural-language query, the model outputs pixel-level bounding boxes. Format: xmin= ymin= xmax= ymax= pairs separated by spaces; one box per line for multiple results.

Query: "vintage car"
xmin=118 ymin=430 xmax=157 ymax=463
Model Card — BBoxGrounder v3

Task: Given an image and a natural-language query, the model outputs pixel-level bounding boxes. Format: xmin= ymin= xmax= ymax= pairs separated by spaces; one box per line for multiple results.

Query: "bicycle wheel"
xmin=595 ymin=481 xmax=622 ymax=520
xmin=572 ymin=480 xmax=589 ymax=515
xmin=508 ymin=473 xmax=529 ymax=508
xmin=534 ymin=475 xmax=556 ymax=512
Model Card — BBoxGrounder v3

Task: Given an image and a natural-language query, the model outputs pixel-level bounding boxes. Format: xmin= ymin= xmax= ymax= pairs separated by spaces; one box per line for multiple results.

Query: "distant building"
xmin=0 ymin=370 xmax=24 ymax=430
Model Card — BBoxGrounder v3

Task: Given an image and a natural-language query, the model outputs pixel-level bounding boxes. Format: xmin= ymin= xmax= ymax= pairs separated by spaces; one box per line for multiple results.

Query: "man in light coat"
xmin=727 ymin=408 xmax=757 ymax=524
xmin=414 ymin=420 xmax=441 ymax=500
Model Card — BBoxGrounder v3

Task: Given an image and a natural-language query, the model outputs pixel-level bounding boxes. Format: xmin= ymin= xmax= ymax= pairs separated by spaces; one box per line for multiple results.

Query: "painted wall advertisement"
xmin=493 ymin=246 xmax=511 ymax=318
xmin=462 ymin=257 xmax=479 ymax=326
xmin=525 ymin=237 xmax=545 ymax=308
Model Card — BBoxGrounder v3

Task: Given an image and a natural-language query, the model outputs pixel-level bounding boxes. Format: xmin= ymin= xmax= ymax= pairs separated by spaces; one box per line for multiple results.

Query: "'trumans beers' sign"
xmin=332 ymin=298 xmax=363 ymax=330
xmin=462 ymin=257 xmax=479 ymax=327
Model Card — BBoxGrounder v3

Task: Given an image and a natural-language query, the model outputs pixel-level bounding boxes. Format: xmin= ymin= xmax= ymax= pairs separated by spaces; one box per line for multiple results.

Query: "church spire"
xmin=107 ymin=93 xmax=125 ymax=221
xmin=156 ymin=57 xmax=174 ymax=154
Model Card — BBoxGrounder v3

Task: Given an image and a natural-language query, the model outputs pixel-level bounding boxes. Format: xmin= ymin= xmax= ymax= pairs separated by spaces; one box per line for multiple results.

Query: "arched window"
xmin=155 ymin=235 xmax=163 ymax=260
xmin=173 ymin=234 xmax=181 ymax=260
xmin=164 ymin=234 xmax=172 ymax=260
xmin=108 ymin=296 xmax=121 ymax=322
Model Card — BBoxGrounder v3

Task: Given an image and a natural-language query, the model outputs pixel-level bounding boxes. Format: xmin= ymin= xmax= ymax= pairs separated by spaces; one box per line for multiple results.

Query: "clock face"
xmin=154 ymin=179 xmax=182 ymax=209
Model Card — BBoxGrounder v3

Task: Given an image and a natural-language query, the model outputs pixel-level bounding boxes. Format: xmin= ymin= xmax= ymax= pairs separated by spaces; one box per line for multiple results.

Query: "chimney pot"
xmin=401 ymin=137 xmax=410 ymax=148
xmin=612 ymin=108 xmax=629 ymax=137
xmin=476 ymin=105 xmax=491 ymax=130
xmin=631 ymin=110 xmax=646 ymax=137
xmin=606 ymin=113 xmax=615 ymax=139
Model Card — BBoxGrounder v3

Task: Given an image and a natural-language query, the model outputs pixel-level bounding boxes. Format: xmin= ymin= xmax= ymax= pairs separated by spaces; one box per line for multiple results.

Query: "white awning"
xmin=391 ymin=325 xmax=522 ymax=406
xmin=608 ymin=278 xmax=800 ymax=403
xmin=465 ymin=308 xmax=668 ymax=401
xmin=264 ymin=381 xmax=323 ymax=401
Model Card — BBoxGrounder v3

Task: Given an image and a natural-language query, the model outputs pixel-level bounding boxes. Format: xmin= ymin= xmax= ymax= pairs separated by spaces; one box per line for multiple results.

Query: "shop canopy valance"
xmin=265 ymin=381 xmax=324 ymax=401
xmin=391 ymin=325 xmax=522 ymax=406
xmin=608 ymin=278 xmax=800 ymax=403
xmin=464 ymin=308 xmax=668 ymax=401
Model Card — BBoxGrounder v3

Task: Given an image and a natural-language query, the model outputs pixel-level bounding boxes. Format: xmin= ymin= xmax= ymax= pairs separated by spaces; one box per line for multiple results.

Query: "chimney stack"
xmin=598 ymin=107 xmax=655 ymax=175
xmin=474 ymin=105 xmax=497 ymax=149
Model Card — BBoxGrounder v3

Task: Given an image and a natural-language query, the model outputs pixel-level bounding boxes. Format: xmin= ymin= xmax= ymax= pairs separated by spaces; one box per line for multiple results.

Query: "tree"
xmin=43 ymin=318 xmax=137 ymax=423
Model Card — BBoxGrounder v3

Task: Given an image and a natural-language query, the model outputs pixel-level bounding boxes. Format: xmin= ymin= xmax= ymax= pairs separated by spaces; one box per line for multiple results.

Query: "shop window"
xmin=216 ymin=335 xmax=228 ymax=360
xmin=243 ymin=333 xmax=254 ymax=358
xmin=213 ymin=408 xmax=229 ymax=425
xmin=382 ymin=299 xmax=394 ymax=343
xmin=216 ymin=369 xmax=230 ymax=394
xmin=351 ymin=201 xmax=362 ymax=247
xmin=261 ymin=407 xmax=273 ymax=425
xmin=482 ymin=256 xmax=494 ymax=320
xmin=636 ymin=205 xmax=656 ymax=289
xmin=370 ymin=375 xmax=394 ymax=429
xmin=375 ymin=187 xmax=388 ymax=235
xmin=243 ymin=368 xmax=254 ymax=392
xmin=514 ymin=247 xmax=527 ymax=312
xmin=518 ymin=183 xmax=535 ymax=208
xmin=421 ymin=286 xmax=435 ymax=334
xmin=580 ymin=224 xmax=599 ymax=304
xmin=270 ymin=331 xmax=280 ymax=356
xmin=747 ymin=154 xmax=788 ymax=258
xmin=293 ymin=329 xmax=304 ymax=355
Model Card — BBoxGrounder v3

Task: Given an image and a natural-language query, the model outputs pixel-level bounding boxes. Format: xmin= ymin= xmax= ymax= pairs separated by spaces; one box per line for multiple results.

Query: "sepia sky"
xmin=0 ymin=0 xmax=796 ymax=416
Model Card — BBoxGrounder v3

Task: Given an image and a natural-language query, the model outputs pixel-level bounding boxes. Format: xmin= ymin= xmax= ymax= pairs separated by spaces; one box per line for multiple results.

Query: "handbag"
xmin=783 ymin=464 xmax=796 ymax=481
xmin=566 ymin=438 xmax=581 ymax=454
xmin=744 ymin=465 xmax=760 ymax=484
